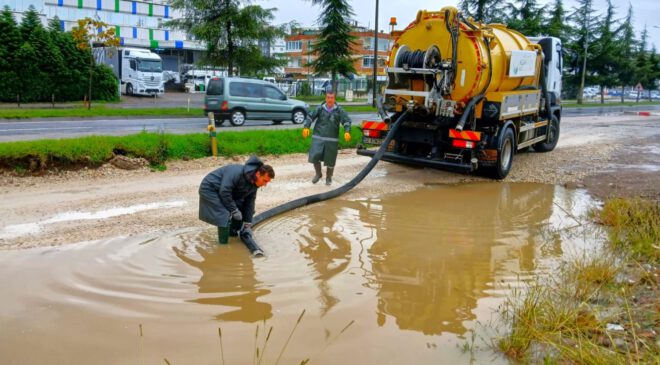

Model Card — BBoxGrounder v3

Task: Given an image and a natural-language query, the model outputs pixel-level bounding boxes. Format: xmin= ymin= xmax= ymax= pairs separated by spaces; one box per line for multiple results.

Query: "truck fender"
xmin=494 ymin=121 xmax=516 ymax=151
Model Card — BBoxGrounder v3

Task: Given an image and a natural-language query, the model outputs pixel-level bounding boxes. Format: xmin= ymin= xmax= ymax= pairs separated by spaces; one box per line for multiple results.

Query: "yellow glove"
xmin=302 ymin=128 xmax=310 ymax=138
xmin=344 ymin=132 xmax=351 ymax=142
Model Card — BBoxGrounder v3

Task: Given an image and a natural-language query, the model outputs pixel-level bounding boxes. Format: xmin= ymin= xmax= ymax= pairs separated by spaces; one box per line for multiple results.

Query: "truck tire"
xmin=126 ymin=83 xmax=134 ymax=96
xmin=214 ymin=118 xmax=225 ymax=127
xmin=291 ymin=109 xmax=306 ymax=124
xmin=492 ymin=127 xmax=515 ymax=179
xmin=229 ymin=110 xmax=246 ymax=126
xmin=533 ymin=115 xmax=560 ymax=152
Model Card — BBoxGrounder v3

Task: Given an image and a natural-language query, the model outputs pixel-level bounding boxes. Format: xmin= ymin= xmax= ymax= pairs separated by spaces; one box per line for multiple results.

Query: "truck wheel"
xmin=126 ymin=83 xmax=133 ymax=96
xmin=533 ymin=115 xmax=560 ymax=152
xmin=214 ymin=118 xmax=225 ymax=127
xmin=291 ymin=109 xmax=306 ymax=124
xmin=229 ymin=110 xmax=246 ymax=126
xmin=493 ymin=128 xmax=514 ymax=179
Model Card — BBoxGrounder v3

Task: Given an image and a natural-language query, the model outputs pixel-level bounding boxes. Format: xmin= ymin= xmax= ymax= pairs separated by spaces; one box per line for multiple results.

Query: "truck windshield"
xmin=137 ymin=59 xmax=162 ymax=73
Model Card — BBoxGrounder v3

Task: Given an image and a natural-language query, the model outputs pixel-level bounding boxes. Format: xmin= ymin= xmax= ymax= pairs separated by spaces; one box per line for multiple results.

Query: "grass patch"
xmin=497 ymin=198 xmax=659 ymax=364
xmin=0 ymin=105 xmax=201 ymax=119
xmin=596 ymin=198 xmax=660 ymax=261
xmin=0 ymin=127 xmax=362 ymax=171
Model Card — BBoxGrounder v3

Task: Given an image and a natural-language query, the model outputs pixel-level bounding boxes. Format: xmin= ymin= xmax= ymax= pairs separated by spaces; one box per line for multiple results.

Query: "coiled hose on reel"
xmin=240 ymin=111 xmax=409 ymax=257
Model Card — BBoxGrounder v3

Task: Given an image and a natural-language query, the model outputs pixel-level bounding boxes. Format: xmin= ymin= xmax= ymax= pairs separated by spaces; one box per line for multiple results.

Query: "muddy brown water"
xmin=0 ymin=183 xmax=601 ymax=364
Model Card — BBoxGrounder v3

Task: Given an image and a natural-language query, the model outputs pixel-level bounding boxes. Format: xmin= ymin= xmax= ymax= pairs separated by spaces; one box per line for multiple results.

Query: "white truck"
xmin=94 ymin=47 xmax=164 ymax=96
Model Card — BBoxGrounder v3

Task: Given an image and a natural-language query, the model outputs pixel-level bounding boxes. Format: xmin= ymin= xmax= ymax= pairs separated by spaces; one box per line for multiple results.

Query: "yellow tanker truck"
xmin=358 ymin=6 xmax=563 ymax=178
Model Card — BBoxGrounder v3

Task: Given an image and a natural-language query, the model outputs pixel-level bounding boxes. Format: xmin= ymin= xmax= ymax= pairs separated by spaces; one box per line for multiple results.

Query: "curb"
xmin=623 ymin=111 xmax=660 ymax=116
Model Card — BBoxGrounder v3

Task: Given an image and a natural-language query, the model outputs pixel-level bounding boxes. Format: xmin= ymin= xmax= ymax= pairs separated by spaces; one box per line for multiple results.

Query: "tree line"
xmin=460 ymin=0 xmax=660 ymax=103
xmin=0 ymin=6 xmax=118 ymax=103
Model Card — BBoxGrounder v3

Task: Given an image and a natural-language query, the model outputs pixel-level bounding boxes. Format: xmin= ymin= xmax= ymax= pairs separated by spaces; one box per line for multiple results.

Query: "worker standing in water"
xmin=198 ymin=156 xmax=274 ymax=244
xmin=302 ymin=91 xmax=352 ymax=185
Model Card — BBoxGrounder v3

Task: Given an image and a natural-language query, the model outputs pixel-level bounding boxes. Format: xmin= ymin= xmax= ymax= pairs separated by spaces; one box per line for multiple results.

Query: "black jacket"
xmin=198 ymin=156 xmax=263 ymax=227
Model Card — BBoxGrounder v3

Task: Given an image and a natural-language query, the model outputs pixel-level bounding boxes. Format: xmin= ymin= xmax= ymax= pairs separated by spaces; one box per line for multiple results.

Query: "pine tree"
xmin=615 ymin=4 xmax=636 ymax=102
xmin=166 ymin=0 xmax=286 ymax=76
xmin=505 ymin=0 xmax=544 ymax=36
xmin=568 ymin=0 xmax=599 ymax=103
xmin=458 ymin=0 xmax=504 ymax=23
xmin=21 ymin=7 xmax=66 ymax=101
xmin=544 ymin=0 xmax=571 ymax=44
xmin=589 ymin=0 xmax=619 ymax=104
xmin=308 ymin=0 xmax=357 ymax=92
xmin=0 ymin=6 xmax=22 ymax=102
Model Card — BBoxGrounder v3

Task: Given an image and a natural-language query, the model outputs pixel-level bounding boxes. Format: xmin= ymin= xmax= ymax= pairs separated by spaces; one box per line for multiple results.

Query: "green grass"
xmin=596 ymin=198 xmax=660 ymax=261
xmin=0 ymin=127 xmax=363 ymax=171
xmin=498 ymin=197 xmax=660 ymax=364
xmin=0 ymin=105 xmax=201 ymax=119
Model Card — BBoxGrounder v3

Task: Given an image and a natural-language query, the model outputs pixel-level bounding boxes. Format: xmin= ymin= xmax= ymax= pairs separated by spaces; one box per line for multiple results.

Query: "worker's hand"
xmin=302 ymin=128 xmax=310 ymax=138
xmin=343 ymin=132 xmax=351 ymax=142
xmin=231 ymin=209 xmax=243 ymax=221
xmin=241 ymin=222 xmax=253 ymax=235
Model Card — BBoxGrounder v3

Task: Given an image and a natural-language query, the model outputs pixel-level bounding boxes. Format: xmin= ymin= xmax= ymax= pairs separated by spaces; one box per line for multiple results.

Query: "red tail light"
xmin=363 ymin=129 xmax=380 ymax=138
xmin=452 ymin=139 xmax=475 ymax=149
xmin=221 ymin=101 xmax=228 ymax=111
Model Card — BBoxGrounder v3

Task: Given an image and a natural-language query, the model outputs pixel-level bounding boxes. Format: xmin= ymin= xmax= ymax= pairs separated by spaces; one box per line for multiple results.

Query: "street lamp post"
xmin=372 ymin=0 xmax=379 ymax=108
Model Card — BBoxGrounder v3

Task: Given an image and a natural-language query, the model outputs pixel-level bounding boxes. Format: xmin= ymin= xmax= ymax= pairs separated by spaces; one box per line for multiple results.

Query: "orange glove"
xmin=344 ymin=132 xmax=351 ymax=142
xmin=302 ymin=128 xmax=310 ymax=138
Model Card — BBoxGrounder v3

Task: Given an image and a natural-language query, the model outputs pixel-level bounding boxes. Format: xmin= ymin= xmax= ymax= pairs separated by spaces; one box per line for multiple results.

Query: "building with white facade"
xmin=2 ymin=0 xmax=205 ymax=74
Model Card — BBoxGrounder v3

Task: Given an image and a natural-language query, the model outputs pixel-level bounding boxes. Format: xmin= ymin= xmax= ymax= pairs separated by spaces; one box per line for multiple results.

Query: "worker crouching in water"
xmin=302 ymin=91 xmax=351 ymax=185
xmin=198 ymin=156 xmax=274 ymax=244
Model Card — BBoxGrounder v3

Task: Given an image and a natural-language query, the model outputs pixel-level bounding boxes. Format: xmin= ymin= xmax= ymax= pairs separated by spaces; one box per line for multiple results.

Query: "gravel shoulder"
xmin=1 ymin=114 xmax=658 ymax=250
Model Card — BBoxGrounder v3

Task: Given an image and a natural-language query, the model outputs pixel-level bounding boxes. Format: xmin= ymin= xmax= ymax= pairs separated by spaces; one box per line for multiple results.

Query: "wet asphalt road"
xmin=1 ymin=105 xmax=659 ymax=142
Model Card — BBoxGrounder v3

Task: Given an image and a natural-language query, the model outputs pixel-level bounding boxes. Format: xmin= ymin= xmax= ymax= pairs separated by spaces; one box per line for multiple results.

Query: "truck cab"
xmin=121 ymin=48 xmax=164 ymax=96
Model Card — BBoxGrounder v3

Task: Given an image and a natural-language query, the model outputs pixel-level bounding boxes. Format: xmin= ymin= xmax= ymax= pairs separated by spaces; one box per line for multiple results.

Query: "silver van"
xmin=204 ymin=77 xmax=309 ymax=126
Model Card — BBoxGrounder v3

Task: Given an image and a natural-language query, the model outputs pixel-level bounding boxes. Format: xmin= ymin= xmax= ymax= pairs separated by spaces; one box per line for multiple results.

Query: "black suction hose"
xmin=240 ymin=111 xmax=409 ymax=256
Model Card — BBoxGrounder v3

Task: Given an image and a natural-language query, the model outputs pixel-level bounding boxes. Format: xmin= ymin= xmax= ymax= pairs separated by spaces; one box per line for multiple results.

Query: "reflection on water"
xmin=174 ymin=239 xmax=272 ymax=323
xmin=0 ymin=183 xmax=601 ymax=365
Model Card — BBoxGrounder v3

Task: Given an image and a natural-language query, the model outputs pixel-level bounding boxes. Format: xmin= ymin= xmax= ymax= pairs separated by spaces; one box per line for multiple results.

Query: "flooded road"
xmin=0 ymin=183 xmax=602 ymax=364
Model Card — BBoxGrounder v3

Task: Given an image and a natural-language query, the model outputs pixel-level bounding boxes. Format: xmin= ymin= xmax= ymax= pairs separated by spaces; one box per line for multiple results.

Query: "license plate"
xmin=363 ymin=137 xmax=384 ymax=145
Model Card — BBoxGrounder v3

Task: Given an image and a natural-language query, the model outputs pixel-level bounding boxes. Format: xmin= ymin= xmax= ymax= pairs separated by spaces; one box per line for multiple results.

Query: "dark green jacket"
xmin=304 ymin=104 xmax=351 ymax=166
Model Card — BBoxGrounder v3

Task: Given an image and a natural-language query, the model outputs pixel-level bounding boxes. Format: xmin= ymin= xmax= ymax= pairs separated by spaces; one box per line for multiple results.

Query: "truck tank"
xmin=383 ymin=6 xmax=544 ymax=119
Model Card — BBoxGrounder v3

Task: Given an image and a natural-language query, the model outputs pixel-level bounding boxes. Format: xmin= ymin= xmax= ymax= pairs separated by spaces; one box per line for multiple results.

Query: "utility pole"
xmin=372 ymin=0 xmax=379 ymax=108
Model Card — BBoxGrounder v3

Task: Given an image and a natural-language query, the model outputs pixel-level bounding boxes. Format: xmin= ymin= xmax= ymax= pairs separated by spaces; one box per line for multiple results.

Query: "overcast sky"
xmin=255 ymin=0 xmax=659 ymax=49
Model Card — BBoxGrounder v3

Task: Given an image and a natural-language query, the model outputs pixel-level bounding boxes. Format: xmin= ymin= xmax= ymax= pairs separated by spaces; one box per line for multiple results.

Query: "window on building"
xmin=362 ymin=56 xmax=386 ymax=68
xmin=363 ymin=37 xmax=390 ymax=51
xmin=286 ymin=41 xmax=302 ymax=51
xmin=287 ymin=58 xmax=301 ymax=68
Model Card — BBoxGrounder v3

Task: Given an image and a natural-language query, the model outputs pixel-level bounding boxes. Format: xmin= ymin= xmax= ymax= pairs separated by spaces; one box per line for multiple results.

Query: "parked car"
xmin=204 ymin=77 xmax=309 ymax=126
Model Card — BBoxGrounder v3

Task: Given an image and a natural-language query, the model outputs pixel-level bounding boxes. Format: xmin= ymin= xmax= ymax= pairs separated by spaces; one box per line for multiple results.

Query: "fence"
xmin=274 ymin=79 xmax=388 ymax=101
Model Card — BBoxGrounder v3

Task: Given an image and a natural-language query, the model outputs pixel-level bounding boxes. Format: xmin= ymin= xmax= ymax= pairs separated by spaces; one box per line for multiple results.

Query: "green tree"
xmin=20 ymin=7 xmax=66 ymax=102
xmin=505 ymin=0 xmax=544 ymax=36
xmin=458 ymin=0 xmax=504 ymax=23
xmin=589 ymin=0 xmax=619 ymax=104
xmin=166 ymin=0 xmax=285 ymax=76
xmin=71 ymin=17 xmax=119 ymax=108
xmin=308 ymin=0 xmax=357 ymax=93
xmin=634 ymin=29 xmax=659 ymax=101
xmin=0 ymin=6 xmax=22 ymax=102
xmin=543 ymin=0 xmax=571 ymax=44
xmin=568 ymin=0 xmax=599 ymax=103
xmin=615 ymin=4 xmax=636 ymax=102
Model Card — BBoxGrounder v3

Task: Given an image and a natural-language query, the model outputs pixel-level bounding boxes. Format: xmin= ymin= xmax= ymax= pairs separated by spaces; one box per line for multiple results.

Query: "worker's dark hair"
xmin=258 ymin=164 xmax=275 ymax=178
xmin=325 ymin=91 xmax=335 ymax=96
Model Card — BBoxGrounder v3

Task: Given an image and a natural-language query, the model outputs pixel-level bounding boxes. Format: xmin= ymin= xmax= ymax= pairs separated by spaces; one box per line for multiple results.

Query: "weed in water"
xmin=596 ymin=198 xmax=659 ymax=261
